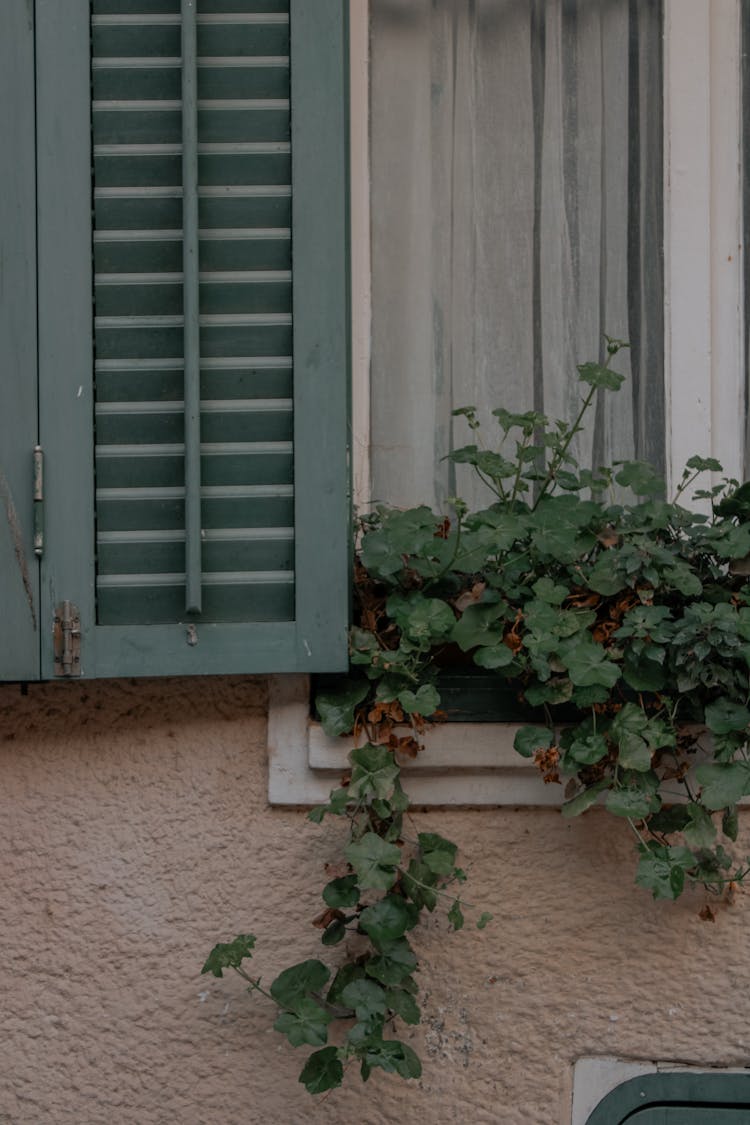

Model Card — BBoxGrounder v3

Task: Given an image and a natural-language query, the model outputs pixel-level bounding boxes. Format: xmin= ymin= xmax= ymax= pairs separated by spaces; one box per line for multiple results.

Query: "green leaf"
xmin=401 ymin=858 xmax=438 ymax=911
xmin=723 ymin=805 xmax=739 ymax=842
xmin=201 ymin=934 xmax=256 ymax=978
xmin=704 ymin=699 xmax=750 ymax=736
xmin=298 ymin=1047 xmax=344 ymax=1095
xmin=321 ymin=919 xmax=347 ymax=946
xmin=316 ymin=678 xmax=370 ymax=737
xmin=473 ymin=644 xmax=515 ymax=670
xmin=622 ymin=652 xmax=666 ymax=692
xmin=561 ymin=640 xmax=620 ymax=688
xmin=577 ymin=361 xmax=626 ymax=391
xmin=365 ymin=939 xmax=417 ymax=986
xmin=348 ymin=743 xmax=400 ymax=801
xmin=345 ymin=833 xmax=402 ymax=890
xmin=476 ymin=912 xmax=493 ymax=930
xmin=635 ymin=844 xmax=695 ymax=900
xmin=685 ymin=455 xmax=722 ymax=473
xmin=340 ymin=979 xmax=388 ymax=1022
xmin=568 ymin=733 xmax=609 ymax=766
xmin=682 ymin=803 xmax=717 ymax=849
xmin=561 ymin=781 xmax=609 ymax=818
xmin=397 ymin=683 xmax=441 ymax=716
xmin=270 ymin=960 xmax=331 ymax=1008
xmin=385 ymin=988 xmax=421 ymax=1025
xmin=448 ymin=899 xmax=465 ymax=932
xmin=513 ymin=725 xmax=554 ymax=759
xmin=606 ymin=779 xmax=661 ymax=819
xmin=452 ymin=602 xmax=507 ymax=651
xmin=322 ymin=874 xmax=360 ymax=909
xmin=359 ymin=1037 xmax=423 ymax=1080
xmin=614 ymin=460 xmax=664 ymax=497
xmin=386 ymin=592 xmax=456 ymax=646
xmin=418 ymin=831 xmax=458 ymax=875
xmin=532 ymin=577 xmax=569 ymax=605
xmin=327 ymin=963 xmax=365 ymax=1007
xmin=359 ymin=896 xmax=416 ymax=947
xmin=695 ymin=761 xmax=750 ymax=811
xmin=274 ymin=999 xmax=332 ymax=1047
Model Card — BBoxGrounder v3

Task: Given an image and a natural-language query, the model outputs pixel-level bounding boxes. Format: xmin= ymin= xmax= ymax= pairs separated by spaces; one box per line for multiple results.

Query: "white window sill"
xmin=267 ymin=674 xmax=564 ymax=806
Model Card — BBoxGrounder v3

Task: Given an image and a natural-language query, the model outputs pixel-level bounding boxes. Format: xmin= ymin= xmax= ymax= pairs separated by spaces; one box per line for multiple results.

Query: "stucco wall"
xmin=1 ymin=676 xmax=748 ymax=1124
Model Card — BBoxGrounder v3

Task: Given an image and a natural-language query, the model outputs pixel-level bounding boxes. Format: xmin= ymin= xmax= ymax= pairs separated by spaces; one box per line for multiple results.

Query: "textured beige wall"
xmin=1 ymin=677 xmax=748 ymax=1125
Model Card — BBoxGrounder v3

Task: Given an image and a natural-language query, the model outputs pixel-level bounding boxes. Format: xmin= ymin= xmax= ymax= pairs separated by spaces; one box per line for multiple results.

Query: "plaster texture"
xmin=1 ymin=676 xmax=748 ymax=1124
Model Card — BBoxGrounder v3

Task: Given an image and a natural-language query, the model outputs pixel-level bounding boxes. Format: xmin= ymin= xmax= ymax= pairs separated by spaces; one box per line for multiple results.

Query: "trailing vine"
xmin=206 ymin=340 xmax=750 ymax=1094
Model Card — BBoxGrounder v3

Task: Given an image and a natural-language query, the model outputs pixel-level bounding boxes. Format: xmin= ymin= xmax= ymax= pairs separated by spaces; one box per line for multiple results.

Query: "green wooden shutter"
xmin=33 ymin=0 xmax=349 ymax=677
xmin=586 ymin=1073 xmax=750 ymax=1124
xmin=0 ymin=4 xmax=40 ymax=681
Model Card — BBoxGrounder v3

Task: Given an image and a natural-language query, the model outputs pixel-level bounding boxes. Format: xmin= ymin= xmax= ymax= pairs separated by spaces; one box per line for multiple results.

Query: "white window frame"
xmin=269 ymin=0 xmax=746 ymax=806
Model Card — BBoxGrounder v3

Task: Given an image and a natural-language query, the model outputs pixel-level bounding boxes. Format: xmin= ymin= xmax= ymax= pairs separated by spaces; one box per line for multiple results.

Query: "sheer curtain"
xmin=369 ymin=0 xmax=664 ymax=510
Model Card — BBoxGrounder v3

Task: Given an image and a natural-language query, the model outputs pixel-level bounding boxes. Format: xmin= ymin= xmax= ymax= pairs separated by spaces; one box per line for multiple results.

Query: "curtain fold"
xmin=370 ymin=0 xmax=664 ymax=510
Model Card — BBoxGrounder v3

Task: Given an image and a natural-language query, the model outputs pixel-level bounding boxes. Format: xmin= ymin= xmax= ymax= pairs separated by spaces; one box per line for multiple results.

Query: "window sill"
xmin=267 ymin=675 xmax=564 ymax=807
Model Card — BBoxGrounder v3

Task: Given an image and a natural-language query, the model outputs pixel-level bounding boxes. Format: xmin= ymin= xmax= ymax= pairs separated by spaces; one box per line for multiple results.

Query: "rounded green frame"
xmin=586 ymin=1071 xmax=750 ymax=1123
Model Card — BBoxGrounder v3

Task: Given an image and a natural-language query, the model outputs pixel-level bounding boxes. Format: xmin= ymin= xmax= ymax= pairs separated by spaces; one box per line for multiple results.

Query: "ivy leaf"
xmin=577 ymin=361 xmax=626 ymax=391
xmin=401 ymin=858 xmax=438 ymax=911
xmin=561 ymin=780 xmax=608 ymax=818
xmin=365 ymin=939 xmax=417 ymax=986
xmin=397 ymin=683 xmax=440 ymax=716
xmin=452 ymin=603 xmax=507 ymax=651
xmin=345 ymin=833 xmax=402 ymax=890
xmin=567 ymin=733 xmax=609 ymax=766
xmin=704 ymin=699 xmax=750 ymax=736
xmin=322 ymin=874 xmax=360 ymax=909
xmin=723 ymin=805 xmax=739 ymax=842
xmin=695 ymin=761 xmax=750 ymax=811
xmin=316 ymin=678 xmax=369 ymax=737
xmin=561 ymin=640 xmax=620 ymax=688
xmin=322 ymin=919 xmax=347 ymax=946
xmin=635 ymin=843 xmax=695 ymax=900
xmin=606 ymin=776 xmax=661 ymax=819
xmin=359 ymin=896 xmax=416 ymax=947
xmin=359 ymin=1037 xmax=423 ymax=1081
xmin=614 ymin=460 xmax=664 ymax=497
xmin=685 ymin=455 xmax=723 ymax=473
xmin=532 ymin=576 xmax=569 ymax=605
xmin=270 ymin=960 xmax=331 ymax=1009
xmin=340 ymin=979 xmax=388 ymax=1023
xmin=473 ymin=644 xmax=515 ymax=670
xmin=348 ymin=743 xmax=400 ymax=801
xmin=418 ymin=831 xmax=458 ymax=875
xmin=327 ymin=963 xmax=365 ymax=1007
xmin=298 ymin=1046 xmax=344 ymax=1095
xmin=622 ymin=652 xmax=666 ymax=692
xmin=682 ymin=803 xmax=717 ymax=849
xmin=386 ymin=593 xmax=456 ymax=646
xmin=274 ymin=999 xmax=332 ymax=1047
xmin=447 ymin=899 xmax=465 ymax=931
xmin=513 ymin=725 xmax=554 ymax=759
xmin=386 ymin=988 xmax=421 ymax=1025
xmin=476 ymin=912 xmax=493 ymax=930
xmin=201 ymin=934 xmax=256 ymax=978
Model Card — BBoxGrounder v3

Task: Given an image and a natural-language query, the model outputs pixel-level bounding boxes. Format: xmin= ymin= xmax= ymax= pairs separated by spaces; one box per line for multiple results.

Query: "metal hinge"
xmin=53 ymin=601 xmax=81 ymax=677
xmin=33 ymin=445 xmax=43 ymax=558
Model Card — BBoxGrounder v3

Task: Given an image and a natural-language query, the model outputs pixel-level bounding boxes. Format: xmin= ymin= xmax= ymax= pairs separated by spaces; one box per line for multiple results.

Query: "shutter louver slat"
xmin=92 ymin=0 xmax=294 ymax=626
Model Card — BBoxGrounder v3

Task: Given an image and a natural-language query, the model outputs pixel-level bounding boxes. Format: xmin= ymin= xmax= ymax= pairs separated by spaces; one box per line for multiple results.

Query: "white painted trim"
xmin=349 ymin=0 xmax=372 ymax=511
xmin=267 ymin=675 xmax=564 ymax=806
xmin=571 ymin=1057 xmax=750 ymax=1125
xmin=664 ymin=0 xmax=744 ymax=495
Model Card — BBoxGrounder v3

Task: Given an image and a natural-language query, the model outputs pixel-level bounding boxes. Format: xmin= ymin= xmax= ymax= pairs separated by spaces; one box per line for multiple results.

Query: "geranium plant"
xmin=206 ymin=341 xmax=750 ymax=1094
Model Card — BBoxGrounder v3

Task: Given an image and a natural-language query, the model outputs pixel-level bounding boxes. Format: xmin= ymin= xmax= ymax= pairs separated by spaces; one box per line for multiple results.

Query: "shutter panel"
xmin=0 ymin=3 xmax=40 ymax=681
xmin=585 ymin=1074 xmax=750 ymax=1124
xmin=35 ymin=0 xmax=349 ymax=677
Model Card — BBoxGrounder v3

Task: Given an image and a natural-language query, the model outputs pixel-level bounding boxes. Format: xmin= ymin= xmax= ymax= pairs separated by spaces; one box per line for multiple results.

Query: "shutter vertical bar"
xmin=181 ymin=0 xmax=202 ymax=614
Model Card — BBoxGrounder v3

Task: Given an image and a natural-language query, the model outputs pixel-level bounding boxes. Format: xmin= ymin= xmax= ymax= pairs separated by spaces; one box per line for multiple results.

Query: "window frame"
xmin=268 ymin=0 xmax=749 ymax=805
